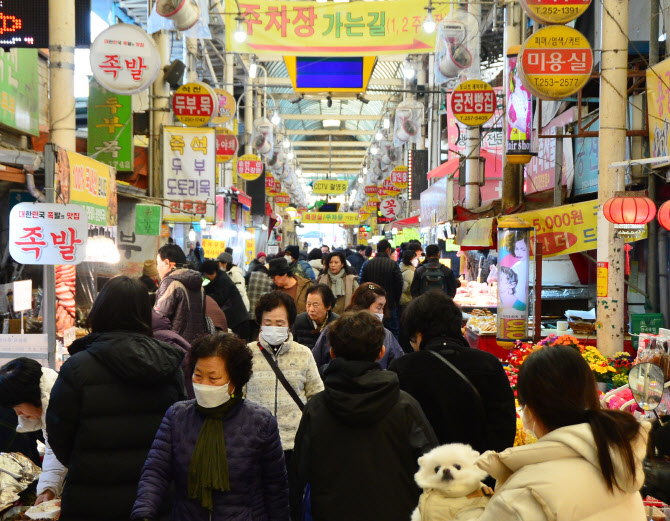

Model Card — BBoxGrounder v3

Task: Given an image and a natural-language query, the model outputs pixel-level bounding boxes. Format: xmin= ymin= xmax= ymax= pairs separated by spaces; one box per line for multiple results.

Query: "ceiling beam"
xmin=295 ymin=150 xmax=368 ymax=156
xmin=273 ymin=93 xmax=395 ymax=102
xmin=301 ymin=170 xmax=362 ymax=174
xmin=292 ymin=141 xmax=371 ymax=148
xmin=298 ymin=158 xmax=364 ymax=163
xmin=285 ymin=129 xmax=374 ymax=136
xmin=265 ymin=77 xmax=402 ymax=87
xmin=281 ymin=114 xmax=381 ymax=121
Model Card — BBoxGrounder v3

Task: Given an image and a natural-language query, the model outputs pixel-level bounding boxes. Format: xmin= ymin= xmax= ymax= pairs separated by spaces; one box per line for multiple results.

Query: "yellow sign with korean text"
xmin=237 ymin=154 xmax=264 ymax=181
xmin=201 ymin=239 xmax=226 ymax=259
xmin=597 ymin=261 xmax=608 ymax=297
xmin=211 ymin=89 xmax=236 ymax=125
xmin=520 ymin=0 xmax=591 ymax=25
xmin=303 ymin=212 xmax=360 ymax=225
xmin=224 ymin=0 xmax=453 ymax=56
xmin=647 ymin=57 xmax=670 ymax=159
xmin=390 ymin=166 xmax=409 ymax=189
xmin=312 ymin=180 xmax=349 ymax=195
xmin=246 ymin=235 xmax=255 ymax=261
xmin=450 ymin=80 xmax=496 ymax=127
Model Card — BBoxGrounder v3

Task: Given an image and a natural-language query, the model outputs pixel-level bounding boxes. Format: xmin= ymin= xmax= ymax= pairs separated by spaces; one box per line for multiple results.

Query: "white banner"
xmin=162 ymin=126 xmax=216 ymax=223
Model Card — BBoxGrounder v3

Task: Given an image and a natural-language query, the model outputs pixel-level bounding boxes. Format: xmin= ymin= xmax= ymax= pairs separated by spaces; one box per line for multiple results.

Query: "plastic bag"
xmin=393 ymin=100 xmax=424 ymax=148
xmin=434 ymin=9 xmax=482 ymax=85
xmin=147 ymin=0 xmax=212 ymax=38
xmin=251 ymin=117 xmax=274 ymax=159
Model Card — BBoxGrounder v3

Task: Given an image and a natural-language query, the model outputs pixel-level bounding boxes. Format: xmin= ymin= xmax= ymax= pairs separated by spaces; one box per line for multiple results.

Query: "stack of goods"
xmin=637 ymin=333 xmax=670 ymax=381
xmin=0 ymin=453 xmax=41 ymax=513
xmin=454 ymin=281 xmax=497 ymax=307
xmin=466 ymin=309 xmax=496 ymax=334
xmin=55 ymin=265 xmax=76 ymax=332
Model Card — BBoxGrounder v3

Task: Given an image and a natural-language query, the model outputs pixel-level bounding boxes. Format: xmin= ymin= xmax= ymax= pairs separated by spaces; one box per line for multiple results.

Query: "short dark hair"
xmin=400 ymin=242 xmax=408 ymax=250
xmin=347 ymin=282 xmax=386 ymax=313
xmin=87 ymin=276 xmax=153 ymax=336
xmin=328 ymin=311 xmax=385 ymax=362
xmin=187 ymin=333 xmax=253 ymax=391
xmin=200 ymin=259 xmax=220 ymax=276
xmin=402 ymin=249 xmax=417 ymax=266
xmin=408 ymin=243 xmax=423 ymax=253
xmin=325 ymin=251 xmax=351 ymax=274
xmin=425 ymin=244 xmax=440 ymax=258
xmin=365 ymin=246 xmax=373 ymax=257
xmin=402 ymin=290 xmax=462 ymax=344
xmin=308 ymin=248 xmax=323 ymax=261
xmin=0 ymin=358 xmax=43 ymax=408
xmin=305 ymin=284 xmax=336 ymax=309
xmin=356 ymin=244 xmax=366 ymax=252
xmin=158 ymin=244 xmax=187 ymax=266
xmin=377 ymin=239 xmax=391 ymax=253
xmin=255 ymin=290 xmax=297 ymax=327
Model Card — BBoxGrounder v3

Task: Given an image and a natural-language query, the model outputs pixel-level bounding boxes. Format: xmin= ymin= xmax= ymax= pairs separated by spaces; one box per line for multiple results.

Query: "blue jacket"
xmin=131 ymin=399 xmax=289 ymax=521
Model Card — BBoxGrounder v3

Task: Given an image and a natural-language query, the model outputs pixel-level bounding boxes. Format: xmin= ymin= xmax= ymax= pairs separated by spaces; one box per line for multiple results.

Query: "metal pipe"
xmin=25 ymin=171 xmax=46 ymax=202
xmin=43 ymin=145 xmax=57 ymax=369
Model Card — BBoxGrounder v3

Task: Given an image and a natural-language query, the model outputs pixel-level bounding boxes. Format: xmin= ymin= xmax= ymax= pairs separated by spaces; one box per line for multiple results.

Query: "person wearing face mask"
xmin=317 ymin=251 xmax=359 ymax=315
xmin=476 ymin=345 xmax=649 ymax=521
xmin=312 ymin=283 xmax=404 ymax=370
xmin=245 ymin=291 xmax=324 ymax=463
xmin=284 ymin=245 xmax=316 ymax=282
xmin=132 ymin=333 xmax=289 ymax=521
xmin=292 ymin=285 xmax=339 ymax=350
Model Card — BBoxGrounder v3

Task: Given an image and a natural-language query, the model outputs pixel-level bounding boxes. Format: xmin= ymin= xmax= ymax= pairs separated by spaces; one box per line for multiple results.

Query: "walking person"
xmin=291 ymin=284 xmax=339 ymax=350
xmin=218 ymin=251 xmax=250 ymax=312
xmin=346 ymin=245 xmax=367 ymax=275
xmin=410 ymin=244 xmax=460 ymax=298
xmin=285 ymin=245 xmax=316 ymax=281
xmin=317 ymin=251 xmax=359 ymax=315
xmin=268 ymin=258 xmax=313 ymax=314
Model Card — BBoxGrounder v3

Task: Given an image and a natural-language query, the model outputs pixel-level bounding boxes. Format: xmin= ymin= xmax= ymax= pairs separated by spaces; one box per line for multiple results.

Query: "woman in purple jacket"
xmin=132 ymin=333 xmax=289 ymax=521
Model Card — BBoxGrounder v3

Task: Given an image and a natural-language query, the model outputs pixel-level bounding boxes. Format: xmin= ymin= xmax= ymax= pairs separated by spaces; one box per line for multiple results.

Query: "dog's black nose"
xmin=442 ymin=469 xmax=453 ymax=481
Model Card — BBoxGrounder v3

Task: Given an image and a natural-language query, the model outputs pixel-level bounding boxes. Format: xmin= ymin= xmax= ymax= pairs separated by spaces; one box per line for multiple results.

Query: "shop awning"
xmin=231 ymin=187 xmax=252 ymax=209
xmin=455 ymin=218 xmax=495 ymax=248
xmin=388 ymin=215 xmax=419 ymax=230
xmin=427 ymin=156 xmax=460 ymax=179
xmin=427 ymin=150 xmax=503 ymax=180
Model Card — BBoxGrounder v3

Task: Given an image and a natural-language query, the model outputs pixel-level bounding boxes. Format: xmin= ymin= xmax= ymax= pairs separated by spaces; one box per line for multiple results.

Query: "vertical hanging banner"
xmin=224 ymin=0 xmax=452 ymax=56
xmin=162 ymin=126 xmax=216 ymax=223
xmin=0 ymin=49 xmax=39 ymax=136
xmin=597 ymin=262 xmax=608 ymax=297
xmin=506 ymin=46 xmax=533 ymax=164
xmin=88 ymin=79 xmax=134 ymax=171
xmin=647 ymin=56 xmax=670 ymax=159
xmin=496 ymin=218 xmax=533 ymax=347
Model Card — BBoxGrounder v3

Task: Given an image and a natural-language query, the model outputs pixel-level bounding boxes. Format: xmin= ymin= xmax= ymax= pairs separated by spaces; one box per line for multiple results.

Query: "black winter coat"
xmin=346 ymin=252 xmax=365 ymax=276
xmin=205 ymin=269 xmax=248 ymax=329
xmin=290 ymin=359 xmax=437 ymax=521
xmin=290 ymin=311 xmax=339 ymax=350
xmin=154 ymin=268 xmax=207 ymax=343
xmin=388 ymin=335 xmax=516 ymax=454
xmin=46 ymin=331 xmax=186 ymax=521
xmin=410 ymin=259 xmax=461 ymax=298
xmin=359 ymin=252 xmax=403 ymax=308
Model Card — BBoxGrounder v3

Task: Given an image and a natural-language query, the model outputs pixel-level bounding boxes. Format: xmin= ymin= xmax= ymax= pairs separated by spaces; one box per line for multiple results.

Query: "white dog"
xmin=411 ymin=443 xmax=491 ymax=521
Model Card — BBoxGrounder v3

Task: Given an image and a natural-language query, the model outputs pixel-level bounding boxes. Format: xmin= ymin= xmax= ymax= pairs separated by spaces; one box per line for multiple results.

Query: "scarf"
xmin=328 ymin=268 xmax=346 ymax=298
xmin=188 ymin=395 xmax=243 ymax=511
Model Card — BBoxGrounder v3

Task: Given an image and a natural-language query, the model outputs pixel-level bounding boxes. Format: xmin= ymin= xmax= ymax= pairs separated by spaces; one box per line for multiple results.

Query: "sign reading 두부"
xmin=173 ymin=82 xmax=217 ymax=127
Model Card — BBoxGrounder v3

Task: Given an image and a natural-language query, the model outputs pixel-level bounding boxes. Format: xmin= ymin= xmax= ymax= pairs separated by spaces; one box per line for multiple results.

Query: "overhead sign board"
xmin=9 ymin=203 xmax=88 ymax=265
xmin=390 ymin=166 xmax=408 ymax=189
xmin=302 ymin=212 xmax=360 ymax=224
xmin=379 ymin=197 xmax=398 ymax=219
xmin=450 ymin=80 xmax=496 ymax=127
xmin=275 ymin=193 xmax=290 ymax=207
xmin=0 ymin=49 xmax=39 ymax=136
xmin=237 ymin=154 xmax=264 ymax=181
xmin=173 ymin=82 xmax=217 ymax=127
xmin=312 ymin=180 xmax=348 ymax=194
xmin=215 ymin=128 xmax=238 ymax=164
xmin=519 ymin=0 xmax=591 ymax=25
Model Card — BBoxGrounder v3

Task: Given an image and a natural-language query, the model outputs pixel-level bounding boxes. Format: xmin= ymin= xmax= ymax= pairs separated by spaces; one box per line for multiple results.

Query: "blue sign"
xmin=573 ymin=116 xmax=599 ymax=196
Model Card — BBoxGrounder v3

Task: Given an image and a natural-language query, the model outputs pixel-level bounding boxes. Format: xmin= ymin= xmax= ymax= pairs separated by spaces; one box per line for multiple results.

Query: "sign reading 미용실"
xmin=450 ymin=80 xmax=496 ymax=127
xmin=162 ymin=127 xmax=215 ymax=223
xmin=302 ymin=212 xmax=360 ymax=224
xmin=312 ymin=180 xmax=348 ymax=195
xmin=9 ymin=203 xmax=88 ymax=265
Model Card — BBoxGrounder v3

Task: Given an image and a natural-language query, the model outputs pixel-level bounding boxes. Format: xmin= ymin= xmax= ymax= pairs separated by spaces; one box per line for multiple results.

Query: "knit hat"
xmin=285 ymin=245 xmax=300 ymax=260
xmin=267 ymin=257 xmax=290 ymax=277
xmin=257 ymin=252 xmax=267 ymax=259
xmin=142 ymin=259 xmax=158 ymax=278
xmin=217 ymin=252 xmax=233 ymax=265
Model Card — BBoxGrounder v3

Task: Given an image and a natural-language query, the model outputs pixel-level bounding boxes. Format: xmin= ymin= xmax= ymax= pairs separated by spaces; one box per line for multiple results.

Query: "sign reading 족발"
xmin=90 ymin=23 xmax=161 ymax=95
xmin=173 ymin=82 xmax=217 ymax=127
xmin=519 ymin=0 xmax=591 ymax=25
xmin=9 ymin=203 xmax=88 ymax=265
xmin=312 ymin=180 xmax=348 ymax=195
xmin=519 ymin=25 xmax=593 ymax=100
xmin=450 ymin=80 xmax=496 ymax=127
xmin=237 ymin=154 xmax=264 ymax=181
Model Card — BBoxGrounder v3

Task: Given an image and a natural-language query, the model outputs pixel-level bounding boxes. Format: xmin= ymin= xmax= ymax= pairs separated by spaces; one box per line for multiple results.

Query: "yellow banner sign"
xmin=225 ymin=0 xmax=452 ymax=56
xmin=648 ymin=57 xmax=670 ymax=159
xmin=245 ymin=235 xmax=255 ymax=261
xmin=312 ymin=180 xmax=349 ymax=194
xmin=303 ymin=212 xmax=360 ymax=224
xmin=201 ymin=239 xmax=226 ymax=259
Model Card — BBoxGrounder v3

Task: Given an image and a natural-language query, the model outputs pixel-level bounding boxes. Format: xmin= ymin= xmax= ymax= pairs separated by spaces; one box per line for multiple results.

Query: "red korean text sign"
xmin=390 ymin=166 xmax=409 ymax=189
xmin=215 ymin=128 xmax=238 ymax=164
xmin=237 ymin=154 xmax=264 ymax=181
xmin=9 ymin=203 xmax=88 ymax=265
xmin=173 ymin=82 xmax=217 ymax=127
xmin=450 ymin=80 xmax=496 ymax=127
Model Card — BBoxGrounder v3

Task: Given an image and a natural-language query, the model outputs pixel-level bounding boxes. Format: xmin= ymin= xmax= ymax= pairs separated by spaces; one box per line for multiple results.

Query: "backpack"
xmin=420 ymin=264 xmax=448 ymax=294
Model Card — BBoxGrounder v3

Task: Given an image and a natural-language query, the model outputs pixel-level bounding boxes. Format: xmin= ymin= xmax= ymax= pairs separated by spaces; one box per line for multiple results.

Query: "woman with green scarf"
xmin=317 ymin=251 xmax=358 ymax=315
xmin=131 ymin=333 xmax=289 ymax=521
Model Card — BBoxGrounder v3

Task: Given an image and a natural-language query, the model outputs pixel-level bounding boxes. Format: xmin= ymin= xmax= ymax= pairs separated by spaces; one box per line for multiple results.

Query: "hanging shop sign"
xmin=246 ymin=235 xmax=256 ymax=260
xmin=450 ymin=80 xmax=496 ymax=127
xmin=381 ymin=177 xmax=400 ymax=197
xmin=519 ymin=0 xmax=591 ymax=25
xmin=302 ymin=212 xmax=360 ymax=224
xmin=364 ymin=185 xmax=379 ymax=196
xmin=597 ymin=261 xmax=608 ymax=298
xmin=201 ymin=239 xmax=226 ymax=259
xmin=211 ymin=88 xmax=236 ymax=125
xmin=358 ymin=208 xmax=371 ymax=221
xmin=379 ymin=197 xmax=399 ymax=219
xmin=265 ymin=173 xmax=278 ymax=195
xmin=237 ymin=154 xmax=264 ymax=181
xmin=135 ymin=204 xmax=162 ymax=236
xmin=390 ymin=165 xmax=408 ymax=189
xmin=215 ymin=128 xmax=238 ymax=164
xmin=88 ymin=79 xmax=134 ymax=171
xmin=519 ymin=25 xmax=593 ymax=100
xmin=0 ymin=49 xmax=39 ymax=136
xmin=648 ymin=56 xmax=670 ymax=159
xmin=275 ymin=193 xmax=290 ymax=207
xmin=506 ymin=46 xmax=533 ymax=164
xmin=312 ymin=180 xmax=348 ymax=195
xmin=162 ymin=126 xmax=215 ymax=223
xmin=90 ymin=23 xmax=161 ymax=95
xmin=172 ymin=82 xmax=217 ymax=127
xmin=366 ymin=199 xmax=380 ymax=212
xmin=224 ymin=0 xmax=453 ymax=56
xmin=497 ymin=217 xmax=533 ymax=347
xmin=9 ymin=203 xmax=88 ymax=265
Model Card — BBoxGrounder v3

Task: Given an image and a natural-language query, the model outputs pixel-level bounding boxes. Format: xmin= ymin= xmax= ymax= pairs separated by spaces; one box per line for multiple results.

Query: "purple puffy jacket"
xmin=131 ymin=399 xmax=289 ymax=521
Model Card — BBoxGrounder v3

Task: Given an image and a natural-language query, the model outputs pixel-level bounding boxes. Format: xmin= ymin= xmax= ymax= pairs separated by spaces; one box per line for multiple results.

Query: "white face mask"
xmin=411 ymin=258 xmax=419 ymax=267
xmin=192 ymin=382 xmax=231 ymax=408
xmin=261 ymin=326 xmax=290 ymax=346
xmin=520 ymin=406 xmax=537 ymax=439
xmin=374 ymin=313 xmax=384 ymax=322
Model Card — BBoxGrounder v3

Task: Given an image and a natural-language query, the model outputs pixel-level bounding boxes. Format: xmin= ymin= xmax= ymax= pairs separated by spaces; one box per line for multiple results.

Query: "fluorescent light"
xmin=234 ymin=18 xmax=247 ymax=43
xmin=249 ymin=61 xmax=257 ymax=79
xmin=383 ymin=116 xmax=390 ymax=129
xmin=323 ymin=119 xmax=341 ymax=128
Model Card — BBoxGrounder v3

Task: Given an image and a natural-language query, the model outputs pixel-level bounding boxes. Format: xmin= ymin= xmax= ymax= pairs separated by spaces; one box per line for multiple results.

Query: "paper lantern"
xmin=603 ymin=191 xmax=656 ymax=238
xmin=658 ymin=200 xmax=670 ymax=231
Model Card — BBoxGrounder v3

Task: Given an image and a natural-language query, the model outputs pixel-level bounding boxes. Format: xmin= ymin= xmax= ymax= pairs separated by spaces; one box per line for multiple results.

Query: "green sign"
xmin=87 ymin=79 xmax=134 ymax=171
xmin=0 ymin=49 xmax=39 ymax=136
xmin=135 ymin=204 xmax=162 ymax=236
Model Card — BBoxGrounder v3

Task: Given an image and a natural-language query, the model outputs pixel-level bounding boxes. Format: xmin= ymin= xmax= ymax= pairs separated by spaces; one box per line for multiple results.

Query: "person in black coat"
xmin=389 ymin=291 xmax=516 ymax=455
xmin=346 ymin=245 xmax=367 ymax=276
xmin=410 ymin=244 xmax=460 ymax=298
xmin=46 ymin=276 xmax=186 ymax=521
xmin=201 ymin=260 xmax=252 ymax=340
xmin=291 ymin=311 xmax=437 ymax=521
xmin=291 ymin=284 xmax=339 ymax=350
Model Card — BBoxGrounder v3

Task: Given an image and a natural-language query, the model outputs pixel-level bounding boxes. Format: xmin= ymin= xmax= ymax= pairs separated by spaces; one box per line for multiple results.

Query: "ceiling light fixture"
xmin=296 ymin=167 xmax=302 ymax=175
xmin=287 ymin=151 xmax=294 ymax=159
xmin=326 ymin=95 xmax=333 ymax=108
xmin=188 ymin=225 xmax=196 ymax=242
xmin=199 ymin=215 xmax=207 ymax=229
xmin=363 ymin=166 xmax=368 ymax=175
xmin=383 ymin=115 xmax=390 ymax=129
xmin=370 ymin=144 xmax=379 ymax=155
xmin=271 ymin=111 xmax=281 ymax=125
xmin=358 ymin=175 xmax=364 ymax=182
xmin=403 ymin=59 xmax=416 ymax=80
xmin=234 ymin=17 xmax=247 ymax=43
xmin=375 ymin=130 xmax=384 ymax=141
xmin=423 ymin=3 xmax=436 ymax=34
xmin=249 ymin=56 xmax=258 ymax=79
xmin=323 ymin=119 xmax=340 ymax=128
xmin=282 ymin=136 xmax=290 ymax=149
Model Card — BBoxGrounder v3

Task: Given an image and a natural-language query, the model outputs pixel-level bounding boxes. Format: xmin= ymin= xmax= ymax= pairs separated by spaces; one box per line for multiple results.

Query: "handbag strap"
xmin=259 ymin=346 xmax=305 ymax=411
xmin=428 ymin=350 xmax=482 ymax=402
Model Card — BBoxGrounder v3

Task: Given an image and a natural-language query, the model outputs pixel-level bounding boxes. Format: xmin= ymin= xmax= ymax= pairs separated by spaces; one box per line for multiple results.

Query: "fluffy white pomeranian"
xmin=411 ymin=443 xmax=491 ymax=521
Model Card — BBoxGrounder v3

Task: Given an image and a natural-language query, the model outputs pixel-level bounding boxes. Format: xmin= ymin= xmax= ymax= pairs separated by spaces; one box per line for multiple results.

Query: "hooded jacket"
xmin=15 ymin=367 xmax=67 ymax=497
xmin=475 ymin=422 xmax=650 ymax=521
xmin=131 ymin=399 xmax=289 ymax=521
xmin=290 ymin=359 xmax=438 ymax=521
xmin=204 ymin=269 xmax=248 ymax=329
xmin=154 ymin=268 xmax=207 ymax=343
xmin=245 ymin=334 xmax=323 ymax=450
xmin=46 ymin=332 xmax=186 ymax=521
xmin=227 ymin=265 xmax=250 ymax=311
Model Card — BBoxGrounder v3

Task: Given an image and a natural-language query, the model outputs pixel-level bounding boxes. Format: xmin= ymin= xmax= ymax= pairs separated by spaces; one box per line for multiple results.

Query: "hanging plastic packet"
xmin=434 ymin=9 xmax=482 ymax=85
xmin=148 ymin=0 xmax=212 ymax=39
